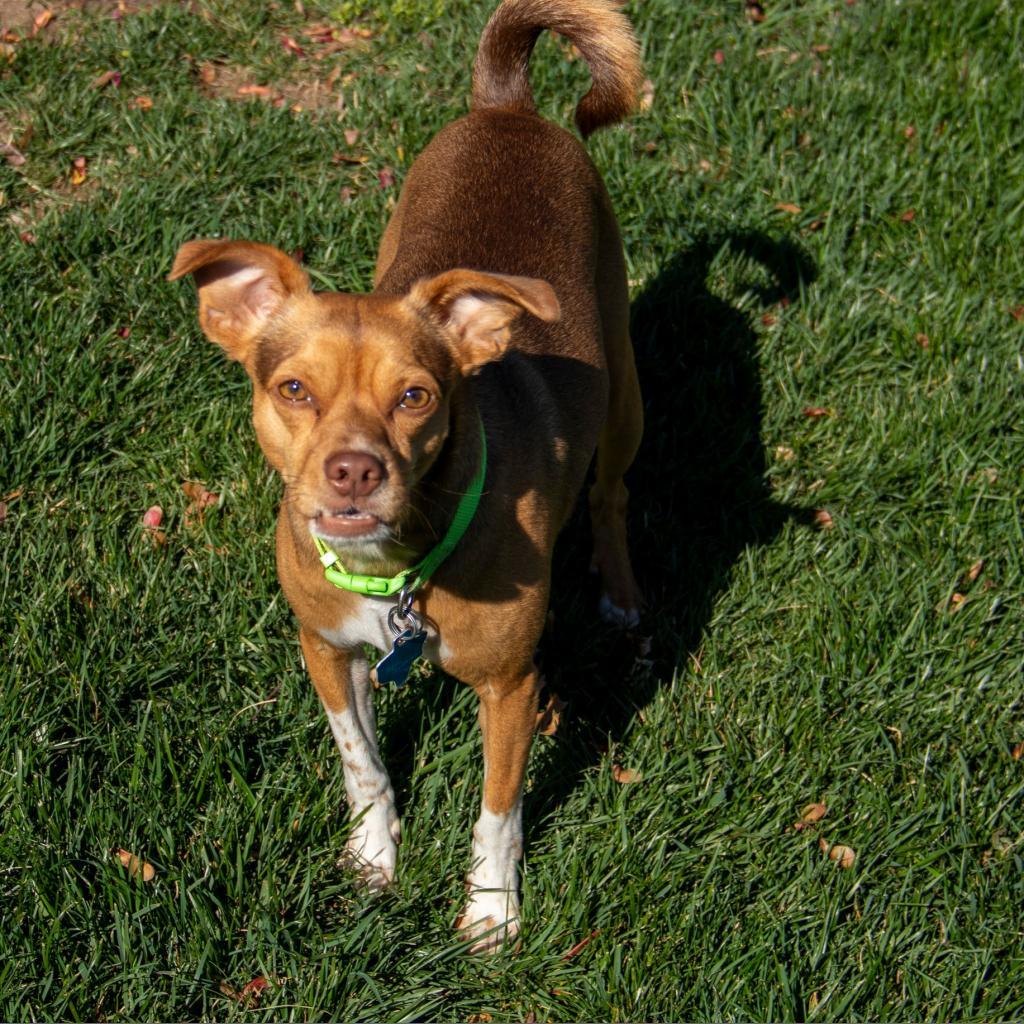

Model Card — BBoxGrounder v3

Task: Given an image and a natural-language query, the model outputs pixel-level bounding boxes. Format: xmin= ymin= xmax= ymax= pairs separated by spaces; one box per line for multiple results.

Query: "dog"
xmin=170 ymin=0 xmax=643 ymax=952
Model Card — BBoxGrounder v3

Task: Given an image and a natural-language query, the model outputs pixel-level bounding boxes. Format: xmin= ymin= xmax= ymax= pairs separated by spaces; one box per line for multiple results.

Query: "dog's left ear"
xmin=409 ymin=269 xmax=560 ymax=373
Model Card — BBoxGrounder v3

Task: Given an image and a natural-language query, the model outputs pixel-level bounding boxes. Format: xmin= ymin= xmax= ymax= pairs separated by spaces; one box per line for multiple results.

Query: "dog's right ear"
xmin=168 ymin=240 xmax=310 ymax=361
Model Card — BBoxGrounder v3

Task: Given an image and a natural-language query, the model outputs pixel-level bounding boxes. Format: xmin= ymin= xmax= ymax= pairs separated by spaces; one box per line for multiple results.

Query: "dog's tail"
xmin=471 ymin=0 xmax=643 ymax=138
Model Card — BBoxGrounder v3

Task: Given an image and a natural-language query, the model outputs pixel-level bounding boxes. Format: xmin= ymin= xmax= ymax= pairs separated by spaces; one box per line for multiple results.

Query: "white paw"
xmin=457 ymin=889 xmax=521 ymax=954
xmin=341 ymin=802 xmax=400 ymax=891
xmin=599 ymin=592 xmax=641 ymax=628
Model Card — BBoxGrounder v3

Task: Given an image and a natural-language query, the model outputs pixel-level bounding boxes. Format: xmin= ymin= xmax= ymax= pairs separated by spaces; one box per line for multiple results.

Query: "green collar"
xmin=313 ymin=416 xmax=487 ymax=598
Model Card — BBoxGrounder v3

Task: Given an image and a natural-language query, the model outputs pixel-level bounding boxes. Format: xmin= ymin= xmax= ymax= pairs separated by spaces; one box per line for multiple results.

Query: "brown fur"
xmin=170 ymin=0 xmax=643 ymax=951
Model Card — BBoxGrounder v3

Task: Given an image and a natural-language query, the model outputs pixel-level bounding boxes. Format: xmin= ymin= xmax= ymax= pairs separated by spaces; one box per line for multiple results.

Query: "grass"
xmin=1 ymin=0 xmax=1023 ymax=1019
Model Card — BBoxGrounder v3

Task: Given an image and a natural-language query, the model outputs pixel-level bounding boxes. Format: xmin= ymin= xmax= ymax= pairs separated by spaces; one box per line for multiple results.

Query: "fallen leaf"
xmin=811 ymin=44 xmax=831 ymax=54
xmin=638 ymin=77 xmax=655 ymax=112
xmin=343 ymin=128 xmax=359 ymax=146
xmin=32 ymin=9 xmax=55 ymax=33
xmin=281 ymin=35 xmax=306 ymax=57
xmin=240 ymin=977 xmax=269 ymax=1004
xmin=899 ymin=208 xmax=916 ymax=222
xmin=116 ymin=848 xmax=156 ymax=881
xmin=813 ymin=509 xmax=834 ymax=529
xmin=129 ymin=95 xmax=154 ymax=110
xmin=965 ymin=559 xmax=984 ymax=584
xmin=118 ymin=325 xmax=131 ymax=338
xmin=466 ymin=1015 xmax=492 ymax=1024
xmin=819 ymin=838 xmax=855 ymax=869
xmin=182 ymin=481 xmax=219 ymax=528
xmin=1 ymin=143 xmax=26 ymax=167
xmin=808 ymin=990 xmax=820 ymax=1012
xmin=1012 ymin=742 xmax=1023 ymax=760
xmin=745 ymin=1 xmax=766 ymax=23
xmin=949 ymin=592 xmax=966 ymax=611
xmin=332 ymin=151 xmax=368 ymax=164
xmin=378 ymin=166 xmax=395 ymax=189
xmin=70 ymin=156 xmax=88 ymax=186
xmin=761 ymin=312 xmax=777 ymax=327
xmin=903 ymin=124 xmax=916 ymax=139
xmin=91 ymin=69 xmax=121 ymax=89
xmin=535 ymin=691 xmax=567 ymax=736
xmin=808 ymin=218 xmax=826 ymax=231
xmin=612 ymin=764 xmax=643 ymax=784
xmin=802 ymin=406 xmax=830 ymax=418
xmin=198 ymin=61 xmax=217 ymax=85
xmin=236 ymin=84 xmax=273 ymax=99
xmin=713 ymin=49 xmax=725 ymax=65
xmin=793 ymin=802 xmax=827 ymax=831
xmin=775 ymin=202 xmax=802 ymax=215
xmin=774 ymin=445 xmax=795 ymax=462
xmin=915 ymin=332 xmax=930 ymax=348
xmin=562 ymin=929 xmax=600 ymax=960
xmin=19 ymin=231 xmax=37 ymax=244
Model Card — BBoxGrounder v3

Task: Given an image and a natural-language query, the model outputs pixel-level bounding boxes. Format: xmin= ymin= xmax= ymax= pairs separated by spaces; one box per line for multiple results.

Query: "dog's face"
xmin=170 ymin=240 xmax=558 ymax=556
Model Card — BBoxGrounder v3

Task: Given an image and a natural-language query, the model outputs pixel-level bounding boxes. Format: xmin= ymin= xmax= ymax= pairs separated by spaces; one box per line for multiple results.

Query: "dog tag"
xmin=374 ymin=626 xmax=426 ymax=686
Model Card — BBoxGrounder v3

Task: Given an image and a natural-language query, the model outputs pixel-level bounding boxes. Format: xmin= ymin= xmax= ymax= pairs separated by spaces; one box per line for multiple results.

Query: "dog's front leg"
xmin=458 ymin=666 xmax=542 ymax=953
xmin=300 ymin=627 xmax=400 ymax=890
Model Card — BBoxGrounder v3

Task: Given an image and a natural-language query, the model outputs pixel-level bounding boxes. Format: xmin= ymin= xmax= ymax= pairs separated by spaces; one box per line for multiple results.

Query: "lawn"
xmin=1 ymin=0 xmax=1022 ymax=1019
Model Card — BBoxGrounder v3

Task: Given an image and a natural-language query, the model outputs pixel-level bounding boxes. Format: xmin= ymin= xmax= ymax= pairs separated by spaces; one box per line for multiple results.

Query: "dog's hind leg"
xmin=589 ymin=199 xmax=644 ymax=628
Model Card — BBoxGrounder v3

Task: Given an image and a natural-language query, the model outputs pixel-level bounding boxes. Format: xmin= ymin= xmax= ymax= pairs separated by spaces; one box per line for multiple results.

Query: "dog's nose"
xmin=324 ymin=450 xmax=386 ymax=499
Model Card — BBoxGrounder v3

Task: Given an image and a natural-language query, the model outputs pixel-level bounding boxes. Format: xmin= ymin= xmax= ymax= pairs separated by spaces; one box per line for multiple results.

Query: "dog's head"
xmin=170 ymin=240 xmax=558 ymax=558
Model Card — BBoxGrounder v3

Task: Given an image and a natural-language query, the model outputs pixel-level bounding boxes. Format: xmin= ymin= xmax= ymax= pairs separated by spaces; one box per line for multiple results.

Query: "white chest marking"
xmin=318 ymin=596 xmax=448 ymax=665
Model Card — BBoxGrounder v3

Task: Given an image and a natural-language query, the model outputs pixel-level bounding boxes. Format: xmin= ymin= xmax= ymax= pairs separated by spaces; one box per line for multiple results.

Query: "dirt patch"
xmin=194 ymin=59 xmax=351 ymax=115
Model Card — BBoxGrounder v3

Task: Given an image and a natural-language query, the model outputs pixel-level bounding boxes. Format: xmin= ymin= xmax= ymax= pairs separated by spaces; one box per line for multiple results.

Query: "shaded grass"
xmin=1 ymin=0 xmax=1023 ymax=1019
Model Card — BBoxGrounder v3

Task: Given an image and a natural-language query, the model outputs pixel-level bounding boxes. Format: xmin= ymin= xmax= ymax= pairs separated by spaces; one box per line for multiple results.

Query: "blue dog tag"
xmin=374 ymin=626 xmax=426 ymax=685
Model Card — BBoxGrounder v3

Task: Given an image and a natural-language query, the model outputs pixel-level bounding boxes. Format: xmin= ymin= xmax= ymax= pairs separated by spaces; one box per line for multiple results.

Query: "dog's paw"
xmin=456 ymin=891 xmax=520 ymax=954
xmin=341 ymin=803 xmax=400 ymax=891
xmin=599 ymin=592 xmax=641 ymax=629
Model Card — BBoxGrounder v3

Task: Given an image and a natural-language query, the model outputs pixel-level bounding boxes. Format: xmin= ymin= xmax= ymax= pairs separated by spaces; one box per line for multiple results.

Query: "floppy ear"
xmin=408 ymin=269 xmax=560 ymax=373
xmin=168 ymin=239 xmax=310 ymax=361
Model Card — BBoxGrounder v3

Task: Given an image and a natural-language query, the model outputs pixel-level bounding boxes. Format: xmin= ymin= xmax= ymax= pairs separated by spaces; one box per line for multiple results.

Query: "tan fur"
xmin=171 ymin=0 xmax=644 ymax=951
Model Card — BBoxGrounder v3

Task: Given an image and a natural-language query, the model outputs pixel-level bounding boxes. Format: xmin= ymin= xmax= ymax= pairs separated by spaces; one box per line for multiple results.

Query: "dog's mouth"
xmin=314 ymin=507 xmax=386 ymax=539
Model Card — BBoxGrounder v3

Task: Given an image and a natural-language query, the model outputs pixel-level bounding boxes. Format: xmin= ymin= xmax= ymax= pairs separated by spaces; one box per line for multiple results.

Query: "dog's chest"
xmin=318 ymin=597 xmax=444 ymax=663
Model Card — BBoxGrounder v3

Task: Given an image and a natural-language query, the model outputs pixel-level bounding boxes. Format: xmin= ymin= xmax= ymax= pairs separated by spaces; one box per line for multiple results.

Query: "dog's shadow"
xmin=528 ymin=230 xmax=818 ymax=823
xmin=377 ymin=230 xmax=816 ymax=828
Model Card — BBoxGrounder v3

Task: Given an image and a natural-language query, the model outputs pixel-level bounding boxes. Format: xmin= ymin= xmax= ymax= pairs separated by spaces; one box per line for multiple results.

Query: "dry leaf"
xmin=343 ymin=128 xmax=359 ymax=146
xmin=332 ymin=151 xmax=368 ymax=165
xmin=775 ymin=202 xmax=802 ymax=215
xmin=466 ymin=1015 xmax=492 ymax=1024
xmin=638 ymin=78 xmax=655 ymax=112
xmin=612 ymin=764 xmax=643 ymax=784
xmin=281 ymin=35 xmax=306 ymax=57
xmin=20 ymin=231 xmax=37 ymax=243
xmin=903 ymin=124 xmax=916 ymax=139
xmin=965 ymin=559 xmax=984 ymax=584
xmin=182 ymin=481 xmax=219 ymax=528
xmin=1 ymin=143 xmax=26 ymax=167
xmin=535 ymin=691 xmax=567 ymax=736
xmin=899 ymin=208 xmax=916 ymax=222
xmin=813 ymin=509 xmax=834 ymax=529
xmin=378 ymin=166 xmax=395 ymax=189
xmin=949 ymin=592 xmax=966 ymax=611
xmin=1011 ymin=742 xmax=1023 ymax=760
xmin=819 ymin=838 xmax=856 ymax=869
xmin=199 ymin=61 xmax=217 ymax=85
xmin=745 ymin=1 xmax=766 ymax=23
xmin=808 ymin=218 xmax=826 ymax=231
xmin=802 ymin=406 xmax=830 ymax=418
xmin=116 ymin=848 xmax=156 ymax=881
xmin=562 ymin=929 xmax=600 ymax=960
xmin=713 ymin=49 xmax=725 ymax=65
xmin=774 ymin=445 xmax=795 ymax=462
xmin=802 ymin=802 xmax=828 ymax=823
xmin=70 ymin=156 xmax=87 ymax=186
xmin=32 ymin=9 xmax=54 ymax=33
xmin=237 ymin=84 xmax=273 ymax=99
xmin=91 ymin=69 xmax=121 ymax=89
xmin=808 ymin=990 xmax=820 ymax=1012
xmin=915 ymin=332 xmax=930 ymax=348
xmin=129 ymin=95 xmax=153 ymax=111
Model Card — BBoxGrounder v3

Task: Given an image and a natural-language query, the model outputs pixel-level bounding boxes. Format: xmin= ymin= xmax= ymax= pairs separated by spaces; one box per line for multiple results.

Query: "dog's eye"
xmin=399 ymin=387 xmax=431 ymax=410
xmin=278 ymin=379 xmax=310 ymax=402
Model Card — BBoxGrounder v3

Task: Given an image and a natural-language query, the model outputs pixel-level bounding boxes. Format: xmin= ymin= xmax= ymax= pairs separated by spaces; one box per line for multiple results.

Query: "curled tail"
xmin=471 ymin=0 xmax=644 ymax=138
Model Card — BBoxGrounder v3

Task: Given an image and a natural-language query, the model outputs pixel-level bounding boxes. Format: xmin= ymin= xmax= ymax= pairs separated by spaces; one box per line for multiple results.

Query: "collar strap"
xmin=313 ymin=416 xmax=487 ymax=597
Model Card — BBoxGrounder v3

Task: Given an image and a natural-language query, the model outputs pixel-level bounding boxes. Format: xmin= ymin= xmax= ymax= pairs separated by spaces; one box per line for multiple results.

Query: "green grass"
xmin=2 ymin=0 xmax=1023 ymax=1019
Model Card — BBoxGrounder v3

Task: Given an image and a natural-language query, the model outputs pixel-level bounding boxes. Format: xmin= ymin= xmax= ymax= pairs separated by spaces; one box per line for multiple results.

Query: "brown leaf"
xmin=965 ymin=559 xmax=984 ymax=584
xmin=899 ymin=208 xmax=916 ymax=222
xmin=775 ymin=202 xmax=802 ymax=215
xmin=466 ymin=1015 xmax=492 ymax=1024
xmin=182 ymin=481 xmax=219 ymax=528
xmin=236 ymin=84 xmax=273 ymax=99
xmin=562 ymin=928 xmax=600 ymax=960
xmin=745 ymin=1 xmax=766 ymax=23
xmin=760 ymin=312 xmax=777 ymax=327
xmin=116 ymin=848 xmax=156 ymax=881
xmin=808 ymin=218 xmax=826 ymax=231
xmin=343 ymin=128 xmax=360 ymax=146
xmin=915 ymin=332 xmax=930 ymax=348
xmin=129 ymin=95 xmax=154 ymax=111
xmin=19 ymin=231 xmax=37 ymax=244
xmin=378 ymin=166 xmax=395 ymax=189
xmin=949 ymin=592 xmax=966 ymax=612
xmin=1 ymin=143 xmax=26 ymax=167
xmin=774 ymin=445 xmax=795 ymax=462
xmin=813 ymin=509 xmax=834 ymax=530
xmin=199 ymin=61 xmax=217 ymax=85
xmin=808 ymin=991 xmax=820 ymax=1012
xmin=638 ymin=77 xmax=655 ymax=112
xmin=332 ymin=151 xmax=368 ymax=164
xmin=903 ymin=124 xmax=916 ymax=139
xmin=612 ymin=764 xmax=643 ymax=784
xmin=32 ymin=9 xmax=55 ymax=33
xmin=91 ymin=69 xmax=121 ymax=89
xmin=819 ymin=838 xmax=856 ymax=869
xmin=535 ymin=691 xmax=567 ymax=736
xmin=793 ymin=802 xmax=827 ymax=831
xmin=281 ymin=35 xmax=306 ymax=57
xmin=713 ymin=49 xmax=725 ymax=65
xmin=1011 ymin=742 xmax=1023 ymax=760
xmin=802 ymin=406 xmax=831 ymax=418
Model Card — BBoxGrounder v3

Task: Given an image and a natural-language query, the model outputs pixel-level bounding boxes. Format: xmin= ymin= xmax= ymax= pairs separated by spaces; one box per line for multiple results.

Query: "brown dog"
xmin=170 ymin=0 xmax=643 ymax=952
